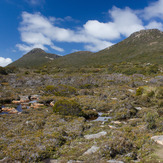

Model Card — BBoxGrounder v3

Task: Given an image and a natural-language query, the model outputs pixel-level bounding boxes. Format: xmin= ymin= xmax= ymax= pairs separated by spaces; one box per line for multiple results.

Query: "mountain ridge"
xmin=9 ymin=29 xmax=163 ymax=68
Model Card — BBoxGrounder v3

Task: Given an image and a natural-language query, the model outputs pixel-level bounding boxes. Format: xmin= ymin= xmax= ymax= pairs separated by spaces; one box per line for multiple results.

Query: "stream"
xmin=0 ymin=100 xmax=37 ymax=115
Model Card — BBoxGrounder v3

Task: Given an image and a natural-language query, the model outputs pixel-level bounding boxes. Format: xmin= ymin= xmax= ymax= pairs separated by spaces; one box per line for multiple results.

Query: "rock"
xmin=135 ymin=107 xmax=142 ymax=111
xmin=21 ymin=103 xmax=30 ymax=109
xmin=108 ymin=125 xmax=117 ymax=129
xmin=43 ymin=159 xmax=59 ymax=163
xmin=9 ymin=108 xmax=18 ymax=114
xmin=50 ymin=101 xmax=55 ymax=107
xmin=12 ymin=100 xmax=21 ymax=104
xmin=84 ymin=131 xmax=107 ymax=139
xmin=107 ymin=160 xmax=124 ymax=163
xmin=2 ymin=107 xmax=18 ymax=114
xmin=67 ymin=160 xmax=83 ymax=163
xmin=30 ymin=95 xmax=40 ymax=100
xmin=128 ymin=89 xmax=135 ymax=93
xmin=0 ymin=157 xmax=9 ymax=163
xmin=151 ymin=135 xmax=163 ymax=145
xmin=111 ymin=121 xmax=121 ymax=124
xmin=31 ymin=103 xmax=44 ymax=109
xmin=83 ymin=145 xmax=99 ymax=155
xmin=111 ymin=98 xmax=117 ymax=100
xmin=19 ymin=95 xmax=30 ymax=103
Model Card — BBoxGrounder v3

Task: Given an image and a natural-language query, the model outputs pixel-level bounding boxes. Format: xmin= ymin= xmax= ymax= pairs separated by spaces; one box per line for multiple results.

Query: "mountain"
xmin=89 ymin=29 xmax=163 ymax=66
xmin=9 ymin=29 xmax=163 ymax=69
xmin=48 ymin=29 xmax=163 ymax=69
xmin=8 ymin=48 xmax=60 ymax=68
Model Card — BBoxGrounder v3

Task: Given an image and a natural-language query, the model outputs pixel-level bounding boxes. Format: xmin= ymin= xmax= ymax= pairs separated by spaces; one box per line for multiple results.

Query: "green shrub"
xmin=146 ymin=90 xmax=155 ymax=98
xmin=146 ymin=64 xmax=158 ymax=74
xmin=136 ymin=87 xmax=144 ymax=96
xmin=144 ymin=112 xmax=158 ymax=130
xmin=45 ymin=85 xmax=55 ymax=94
xmin=45 ymin=84 xmax=77 ymax=96
xmin=53 ymin=99 xmax=83 ymax=116
xmin=79 ymin=83 xmax=98 ymax=89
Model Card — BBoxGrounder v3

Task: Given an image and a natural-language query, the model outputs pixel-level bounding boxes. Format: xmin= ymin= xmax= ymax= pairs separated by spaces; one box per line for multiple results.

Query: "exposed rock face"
xmin=151 ymin=135 xmax=163 ymax=145
xmin=130 ymin=29 xmax=163 ymax=39
xmin=84 ymin=131 xmax=107 ymax=139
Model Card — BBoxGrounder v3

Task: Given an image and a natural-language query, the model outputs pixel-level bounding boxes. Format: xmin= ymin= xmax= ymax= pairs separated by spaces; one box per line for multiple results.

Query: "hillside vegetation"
xmin=8 ymin=48 xmax=60 ymax=68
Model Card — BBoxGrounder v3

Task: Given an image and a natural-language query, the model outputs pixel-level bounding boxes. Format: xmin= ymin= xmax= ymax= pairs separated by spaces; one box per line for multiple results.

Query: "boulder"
xmin=84 ymin=131 xmax=107 ymax=139
xmin=151 ymin=135 xmax=163 ymax=145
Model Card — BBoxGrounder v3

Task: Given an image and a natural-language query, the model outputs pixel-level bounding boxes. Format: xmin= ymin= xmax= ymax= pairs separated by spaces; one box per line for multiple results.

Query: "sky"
xmin=0 ymin=0 xmax=163 ymax=66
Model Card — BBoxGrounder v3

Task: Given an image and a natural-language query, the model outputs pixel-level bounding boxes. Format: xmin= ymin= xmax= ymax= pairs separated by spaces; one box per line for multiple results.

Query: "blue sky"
xmin=0 ymin=0 xmax=163 ymax=66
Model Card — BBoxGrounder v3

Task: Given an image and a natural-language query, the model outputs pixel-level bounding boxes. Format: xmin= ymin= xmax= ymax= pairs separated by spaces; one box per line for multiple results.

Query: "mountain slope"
xmin=90 ymin=29 xmax=163 ymax=66
xmin=8 ymin=48 xmax=60 ymax=68
xmin=48 ymin=51 xmax=93 ymax=68
xmin=48 ymin=29 xmax=163 ymax=69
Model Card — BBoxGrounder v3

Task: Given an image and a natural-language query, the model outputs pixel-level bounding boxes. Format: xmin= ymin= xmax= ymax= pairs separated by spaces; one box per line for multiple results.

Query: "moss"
xmin=53 ymin=99 xmax=84 ymax=116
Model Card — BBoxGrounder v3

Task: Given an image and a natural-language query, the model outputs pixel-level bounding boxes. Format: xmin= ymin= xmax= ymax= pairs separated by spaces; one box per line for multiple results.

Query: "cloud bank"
xmin=0 ymin=57 xmax=12 ymax=67
xmin=17 ymin=0 xmax=163 ymax=53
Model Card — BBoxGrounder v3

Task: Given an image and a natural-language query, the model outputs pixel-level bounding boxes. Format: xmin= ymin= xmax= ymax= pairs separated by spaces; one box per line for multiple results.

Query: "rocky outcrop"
xmin=151 ymin=135 xmax=163 ymax=145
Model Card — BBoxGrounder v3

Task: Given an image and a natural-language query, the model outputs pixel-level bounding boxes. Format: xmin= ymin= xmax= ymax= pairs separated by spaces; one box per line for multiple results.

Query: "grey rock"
xmin=83 ymin=145 xmax=99 ymax=155
xmin=107 ymin=160 xmax=124 ymax=163
xmin=84 ymin=131 xmax=107 ymax=139
xmin=151 ymin=135 xmax=163 ymax=145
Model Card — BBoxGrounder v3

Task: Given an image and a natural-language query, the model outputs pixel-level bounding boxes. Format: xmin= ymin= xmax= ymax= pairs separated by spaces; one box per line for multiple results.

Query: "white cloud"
xmin=84 ymin=20 xmax=120 ymax=40
xmin=0 ymin=57 xmax=12 ymax=67
xmin=17 ymin=0 xmax=163 ymax=53
xmin=143 ymin=0 xmax=163 ymax=19
xmin=16 ymin=43 xmax=47 ymax=52
xmin=17 ymin=12 xmax=114 ymax=52
xmin=145 ymin=21 xmax=163 ymax=30
xmin=109 ymin=7 xmax=144 ymax=37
